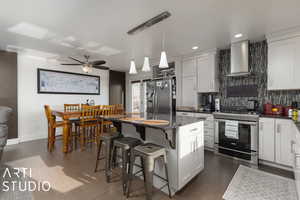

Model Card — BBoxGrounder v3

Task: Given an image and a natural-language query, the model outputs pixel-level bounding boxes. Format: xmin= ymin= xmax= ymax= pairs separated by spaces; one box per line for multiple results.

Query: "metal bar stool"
xmin=110 ymin=137 xmax=142 ymax=194
xmin=127 ymin=143 xmax=171 ymax=200
xmin=94 ymin=131 xmax=120 ymax=182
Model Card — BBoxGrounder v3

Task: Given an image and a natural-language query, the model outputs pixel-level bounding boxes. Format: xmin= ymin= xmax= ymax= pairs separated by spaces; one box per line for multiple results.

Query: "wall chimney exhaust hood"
xmin=227 ymin=40 xmax=250 ymax=77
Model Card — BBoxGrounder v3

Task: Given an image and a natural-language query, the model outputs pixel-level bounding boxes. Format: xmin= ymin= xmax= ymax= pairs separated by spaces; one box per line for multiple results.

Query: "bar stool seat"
xmin=94 ymin=131 xmax=120 ymax=183
xmin=127 ymin=143 xmax=171 ymax=200
xmin=114 ymin=137 xmax=142 ymax=150
xmin=110 ymin=137 xmax=142 ymax=194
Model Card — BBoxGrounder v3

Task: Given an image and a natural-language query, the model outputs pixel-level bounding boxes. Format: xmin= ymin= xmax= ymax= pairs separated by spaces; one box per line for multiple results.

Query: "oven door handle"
xmin=214 ymin=119 xmax=257 ymax=126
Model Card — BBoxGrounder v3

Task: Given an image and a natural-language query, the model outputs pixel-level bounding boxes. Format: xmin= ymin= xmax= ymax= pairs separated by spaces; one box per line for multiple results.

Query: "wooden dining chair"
xmin=64 ymin=104 xmax=80 ymax=112
xmin=44 ymin=105 xmax=71 ymax=152
xmin=76 ymin=105 xmax=101 ymax=150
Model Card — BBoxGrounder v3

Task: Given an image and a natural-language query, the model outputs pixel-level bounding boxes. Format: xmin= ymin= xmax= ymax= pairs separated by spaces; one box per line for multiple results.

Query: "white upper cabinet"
xmin=197 ymin=53 xmax=219 ymax=93
xmin=182 ymin=58 xmax=197 ymax=77
xmin=182 ymin=76 xmax=197 ymax=107
xmin=267 ymin=32 xmax=300 ymax=90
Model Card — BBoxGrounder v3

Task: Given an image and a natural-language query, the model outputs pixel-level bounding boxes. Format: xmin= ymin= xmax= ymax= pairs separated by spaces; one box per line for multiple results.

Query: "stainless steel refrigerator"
xmin=145 ymin=77 xmax=176 ymax=116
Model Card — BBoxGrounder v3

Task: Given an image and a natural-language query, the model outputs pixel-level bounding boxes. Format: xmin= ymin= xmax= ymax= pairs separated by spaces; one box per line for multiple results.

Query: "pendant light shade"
xmin=142 ymin=57 xmax=151 ymax=72
xmin=129 ymin=60 xmax=137 ymax=74
xmin=159 ymin=51 xmax=169 ymax=68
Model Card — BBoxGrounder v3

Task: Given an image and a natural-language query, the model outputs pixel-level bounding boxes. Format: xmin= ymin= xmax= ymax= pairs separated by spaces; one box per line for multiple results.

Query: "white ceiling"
xmin=1 ymin=0 xmax=300 ymax=71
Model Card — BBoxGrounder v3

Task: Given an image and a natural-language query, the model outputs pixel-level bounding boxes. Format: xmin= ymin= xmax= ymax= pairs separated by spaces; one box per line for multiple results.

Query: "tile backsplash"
xmin=214 ymin=40 xmax=300 ymax=111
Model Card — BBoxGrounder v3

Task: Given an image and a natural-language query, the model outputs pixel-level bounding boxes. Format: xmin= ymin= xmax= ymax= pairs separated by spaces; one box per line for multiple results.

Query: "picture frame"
xmin=37 ymin=68 xmax=100 ymax=95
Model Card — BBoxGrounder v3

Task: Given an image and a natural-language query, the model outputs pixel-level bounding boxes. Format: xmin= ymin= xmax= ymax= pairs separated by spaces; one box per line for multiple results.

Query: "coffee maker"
xmin=198 ymin=93 xmax=215 ymax=112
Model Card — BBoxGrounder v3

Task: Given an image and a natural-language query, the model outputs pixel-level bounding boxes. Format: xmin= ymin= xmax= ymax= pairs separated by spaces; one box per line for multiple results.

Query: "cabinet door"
xmin=259 ymin=118 xmax=275 ymax=162
xmin=197 ymin=56 xmax=212 ymax=92
xmin=293 ymin=37 xmax=300 ymax=89
xmin=182 ymin=58 xmax=196 ymax=77
xmin=268 ymin=39 xmax=295 ymax=90
xmin=275 ymin=119 xmax=294 ymax=166
xmin=182 ymin=76 xmax=197 ymax=107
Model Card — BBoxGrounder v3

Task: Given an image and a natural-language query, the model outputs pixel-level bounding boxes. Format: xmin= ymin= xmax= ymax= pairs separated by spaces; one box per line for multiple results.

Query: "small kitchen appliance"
xmin=215 ymin=98 xmax=220 ymax=112
xmin=247 ymin=100 xmax=259 ymax=113
xmin=198 ymin=93 xmax=215 ymax=112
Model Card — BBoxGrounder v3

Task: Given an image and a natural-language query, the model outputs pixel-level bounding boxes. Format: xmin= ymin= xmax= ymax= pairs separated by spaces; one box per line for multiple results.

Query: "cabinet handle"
xmin=291 ymin=141 xmax=296 ymax=154
xmin=277 ymin=124 xmax=281 ymax=133
xmin=260 ymin=122 xmax=263 ymax=131
xmin=190 ymin=128 xmax=198 ymax=132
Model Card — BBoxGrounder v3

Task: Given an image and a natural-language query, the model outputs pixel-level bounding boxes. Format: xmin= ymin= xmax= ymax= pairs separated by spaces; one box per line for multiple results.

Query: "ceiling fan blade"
xmin=69 ymin=56 xmax=84 ymax=64
xmin=92 ymin=65 xmax=109 ymax=70
xmin=91 ymin=60 xmax=106 ymax=65
xmin=61 ymin=63 xmax=82 ymax=66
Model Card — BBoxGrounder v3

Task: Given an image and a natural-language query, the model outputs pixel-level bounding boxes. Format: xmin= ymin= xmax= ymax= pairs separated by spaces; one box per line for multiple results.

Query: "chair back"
xmin=80 ymin=105 xmax=99 ymax=123
xmin=44 ymin=105 xmax=55 ymax=126
xmin=64 ymin=104 xmax=80 ymax=112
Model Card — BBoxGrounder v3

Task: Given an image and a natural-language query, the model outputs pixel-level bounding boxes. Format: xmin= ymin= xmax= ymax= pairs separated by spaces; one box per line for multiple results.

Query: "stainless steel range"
xmin=213 ymin=111 xmax=259 ymax=165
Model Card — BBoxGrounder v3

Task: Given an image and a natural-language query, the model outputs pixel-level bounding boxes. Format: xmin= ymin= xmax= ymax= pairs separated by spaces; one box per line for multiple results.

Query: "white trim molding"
xmin=7 ymin=138 xmax=20 ymax=145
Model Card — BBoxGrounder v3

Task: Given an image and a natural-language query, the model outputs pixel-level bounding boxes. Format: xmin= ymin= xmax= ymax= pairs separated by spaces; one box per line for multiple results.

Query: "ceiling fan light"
xmin=159 ymin=51 xmax=169 ymax=68
xmin=82 ymin=64 xmax=92 ymax=73
xmin=142 ymin=57 xmax=151 ymax=72
xmin=129 ymin=60 xmax=137 ymax=74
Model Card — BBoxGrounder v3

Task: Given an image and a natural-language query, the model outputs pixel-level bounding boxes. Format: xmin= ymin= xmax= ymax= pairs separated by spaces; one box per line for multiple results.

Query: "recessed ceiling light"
xmin=234 ymin=33 xmax=243 ymax=38
xmin=7 ymin=22 xmax=51 ymax=40
xmin=192 ymin=46 xmax=199 ymax=50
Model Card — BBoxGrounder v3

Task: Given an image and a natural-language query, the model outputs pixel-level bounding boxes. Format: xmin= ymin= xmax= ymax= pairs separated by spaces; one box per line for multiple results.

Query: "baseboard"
xmin=7 ymin=138 xmax=20 ymax=145
xmin=259 ymin=160 xmax=293 ymax=171
xmin=20 ymin=134 xmax=47 ymax=143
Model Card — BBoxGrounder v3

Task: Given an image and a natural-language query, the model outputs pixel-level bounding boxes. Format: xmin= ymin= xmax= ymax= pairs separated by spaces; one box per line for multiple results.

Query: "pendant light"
xmin=129 ymin=37 xmax=137 ymax=74
xmin=129 ymin=60 xmax=137 ymax=74
xmin=142 ymin=57 xmax=150 ymax=72
xmin=159 ymin=32 xmax=169 ymax=68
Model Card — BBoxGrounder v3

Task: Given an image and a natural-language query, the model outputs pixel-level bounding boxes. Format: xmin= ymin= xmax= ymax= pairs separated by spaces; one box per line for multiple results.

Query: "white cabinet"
xmin=197 ymin=53 xmax=219 ymax=93
xmin=178 ymin=121 xmax=204 ymax=190
xmin=259 ymin=117 xmax=294 ymax=167
xmin=267 ymin=35 xmax=300 ymax=90
xmin=182 ymin=58 xmax=197 ymax=77
xmin=275 ymin=119 xmax=294 ymax=166
xmin=259 ymin=118 xmax=275 ymax=162
xmin=268 ymin=38 xmax=295 ymax=90
xmin=181 ymin=76 xmax=197 ymax=108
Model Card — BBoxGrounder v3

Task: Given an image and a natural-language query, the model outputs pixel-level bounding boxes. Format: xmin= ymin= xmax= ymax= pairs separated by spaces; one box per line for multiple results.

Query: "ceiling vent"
xmin=127 ymin=11 xmax=171 ymax=35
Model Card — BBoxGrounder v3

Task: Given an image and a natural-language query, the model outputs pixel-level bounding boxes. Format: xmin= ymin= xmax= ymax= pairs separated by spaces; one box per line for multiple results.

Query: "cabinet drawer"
xmin=204 ymin=121 xmax=214 ymax=129
xmin=204 ymin=136 xmax=214 ymax=148
xmin=194 ymin=113 xmax=213 ymax=120
xmin=177 ymin=112 xmax=194 ymax=117
xmin=204 ymin=128 xmax=214 ymax=137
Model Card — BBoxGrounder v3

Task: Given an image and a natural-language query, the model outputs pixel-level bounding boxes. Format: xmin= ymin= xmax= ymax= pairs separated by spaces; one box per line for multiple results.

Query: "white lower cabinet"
xmin=275 ymin=119 xmax=294 ymax=166
xmin=177 ymin=112 xmax=214 ymax=150
xmin=178 ymin=121 xmax=204 ymax=190
xmin=259 ymin=118 xmax=275 ymax=162
xmin=259 ymin=117 xmax=294 ymax=167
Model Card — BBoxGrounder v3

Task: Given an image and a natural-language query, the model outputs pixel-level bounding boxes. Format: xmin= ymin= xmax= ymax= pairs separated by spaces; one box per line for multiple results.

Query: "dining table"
xmin=51 ymin=109 xmax=82 ymax=153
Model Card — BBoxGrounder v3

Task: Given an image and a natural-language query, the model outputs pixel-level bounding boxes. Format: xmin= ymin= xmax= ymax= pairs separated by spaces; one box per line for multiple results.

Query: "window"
xmin=131 ymin=81 xmax=141 ymax=113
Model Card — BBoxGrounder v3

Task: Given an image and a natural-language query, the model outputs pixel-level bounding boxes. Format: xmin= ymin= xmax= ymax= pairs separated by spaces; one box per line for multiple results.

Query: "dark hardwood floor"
xmin=1 ymin=139 xmax=293 ymax=200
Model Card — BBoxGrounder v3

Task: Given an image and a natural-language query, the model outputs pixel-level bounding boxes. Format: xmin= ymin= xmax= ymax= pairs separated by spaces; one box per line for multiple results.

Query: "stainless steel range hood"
xmin=227 ymin=40 xmax=250 ymax=77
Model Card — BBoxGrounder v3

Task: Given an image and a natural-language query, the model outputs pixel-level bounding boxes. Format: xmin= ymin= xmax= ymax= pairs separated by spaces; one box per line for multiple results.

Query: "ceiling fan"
xmin=61 ymin=55 xmax=109 ymax=73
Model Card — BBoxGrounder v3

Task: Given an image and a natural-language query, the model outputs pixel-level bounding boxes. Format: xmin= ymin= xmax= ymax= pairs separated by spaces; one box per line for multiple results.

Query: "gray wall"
xmin=0 ymin=51 xmax=18 ymax=139
xmin=216 ymin=40 xmax=300 ymax=111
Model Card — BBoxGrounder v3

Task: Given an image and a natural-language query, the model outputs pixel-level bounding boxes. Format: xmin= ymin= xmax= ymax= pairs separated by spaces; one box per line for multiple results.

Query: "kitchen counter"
xmin=107 ymin=112 xmax=205 ymax=195
xmin=176 ymin=109 xmax=213 ymax=114
xmin=100 ymin=112 xmax=206 ymax=131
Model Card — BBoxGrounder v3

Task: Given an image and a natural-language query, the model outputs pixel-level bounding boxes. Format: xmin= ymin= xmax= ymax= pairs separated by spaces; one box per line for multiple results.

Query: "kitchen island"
xmin=100 ymin=113 xmax=205 ymax=195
